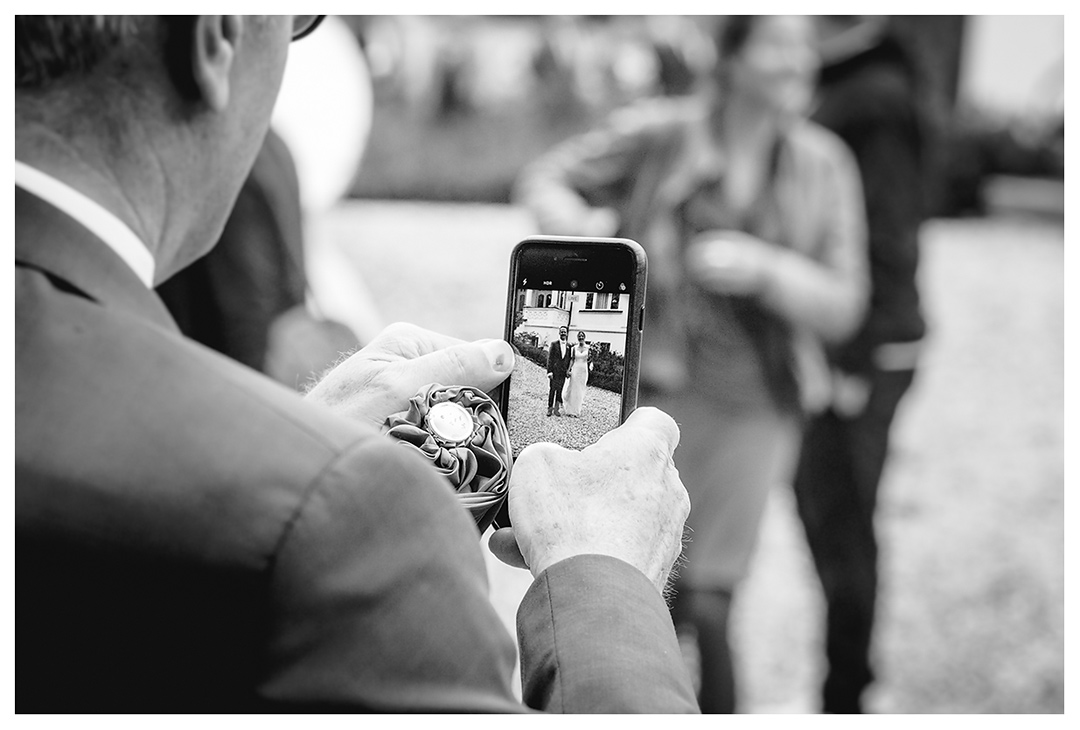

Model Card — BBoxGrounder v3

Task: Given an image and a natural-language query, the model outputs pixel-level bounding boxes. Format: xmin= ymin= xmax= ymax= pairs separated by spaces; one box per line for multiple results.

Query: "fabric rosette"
xmin=383 ymin=383 xmax=512 ymax=533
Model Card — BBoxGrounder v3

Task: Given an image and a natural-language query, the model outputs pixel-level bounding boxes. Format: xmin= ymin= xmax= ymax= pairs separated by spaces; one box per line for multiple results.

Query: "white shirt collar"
xmin=14 ymin=159 xmax=156 ymax=287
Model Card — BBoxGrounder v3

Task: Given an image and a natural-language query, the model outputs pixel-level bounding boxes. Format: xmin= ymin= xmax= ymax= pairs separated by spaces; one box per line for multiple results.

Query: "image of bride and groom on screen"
xmin=546 ymin=326 xmax=592 ymax=418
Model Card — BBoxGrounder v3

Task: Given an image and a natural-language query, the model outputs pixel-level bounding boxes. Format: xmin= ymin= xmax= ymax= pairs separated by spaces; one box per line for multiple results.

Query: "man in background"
xmin=16 ymin=15 xmax=695 ymax=712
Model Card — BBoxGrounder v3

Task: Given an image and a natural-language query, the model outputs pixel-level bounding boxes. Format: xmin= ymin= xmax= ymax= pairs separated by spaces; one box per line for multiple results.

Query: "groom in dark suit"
xmin=547 ymin=325 xmax=572 ymax=416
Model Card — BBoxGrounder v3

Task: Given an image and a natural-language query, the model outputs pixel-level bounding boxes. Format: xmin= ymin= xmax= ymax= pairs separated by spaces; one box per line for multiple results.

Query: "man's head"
xmin=559 ymin=327 xmax=568 ymax=341
xmin=15 ymin=16 xmax=319 ymax=283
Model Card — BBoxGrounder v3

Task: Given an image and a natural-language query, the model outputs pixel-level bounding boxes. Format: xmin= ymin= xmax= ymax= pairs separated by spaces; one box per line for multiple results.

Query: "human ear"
xmin=191 ymin=15 xmax=241 ymax=112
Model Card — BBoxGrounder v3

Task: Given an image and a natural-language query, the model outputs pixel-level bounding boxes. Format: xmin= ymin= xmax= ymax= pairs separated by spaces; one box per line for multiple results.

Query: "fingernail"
xmin=480 ymin=339 xmax=515 ymax=373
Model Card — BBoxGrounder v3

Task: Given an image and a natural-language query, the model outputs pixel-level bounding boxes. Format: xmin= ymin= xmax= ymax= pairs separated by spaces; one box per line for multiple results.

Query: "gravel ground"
xmin=312 ymin=201 xmax=1064 ymax=713
xmin=506 ymin=357 xmax=621 ymax=457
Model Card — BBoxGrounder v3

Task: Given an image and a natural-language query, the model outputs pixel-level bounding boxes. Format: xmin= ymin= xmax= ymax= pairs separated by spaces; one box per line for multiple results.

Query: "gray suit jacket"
xmin=15 ymin=187 xmax=697 ymax=713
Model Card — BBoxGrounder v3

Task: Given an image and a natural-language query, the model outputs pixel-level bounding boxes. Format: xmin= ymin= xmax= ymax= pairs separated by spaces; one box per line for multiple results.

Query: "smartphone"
xmin=498 ymin=236 xmax=647 ymax=461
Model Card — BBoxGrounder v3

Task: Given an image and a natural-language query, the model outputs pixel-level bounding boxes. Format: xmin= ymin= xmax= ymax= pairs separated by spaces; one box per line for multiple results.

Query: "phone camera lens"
xmin=595 ymin=281 xmax=605 ymax=291
xmin=570 ymin=280 xmax=578 ymax=288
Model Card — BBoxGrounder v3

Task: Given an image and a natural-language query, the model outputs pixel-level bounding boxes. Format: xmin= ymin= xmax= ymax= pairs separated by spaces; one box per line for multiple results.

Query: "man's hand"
xmin=685 ymin=229 xmax=779 ymax=297
xmin=488 ymin=407 xmax=689 ymax=594
xmin=304 ymin=322 xmax=515 ymax=429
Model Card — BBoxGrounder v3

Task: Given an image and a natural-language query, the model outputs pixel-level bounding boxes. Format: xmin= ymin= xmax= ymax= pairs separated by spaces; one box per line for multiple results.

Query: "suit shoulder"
xmin=17 ymin=266 xmax=381 ymax=567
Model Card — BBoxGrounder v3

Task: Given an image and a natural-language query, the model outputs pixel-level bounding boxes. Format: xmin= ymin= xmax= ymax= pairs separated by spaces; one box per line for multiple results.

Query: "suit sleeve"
xmin=517 ymin=555 xmax=700 ymax=713
xmin=259 ymin=438 xmax=524 ymax=712
xmin=258 ymin=437 xmax=698 ymax=713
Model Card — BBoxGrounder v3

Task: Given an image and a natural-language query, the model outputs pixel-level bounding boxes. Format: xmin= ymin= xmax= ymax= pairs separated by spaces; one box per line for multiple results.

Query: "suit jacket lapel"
xmin=15 ymin=186 xmax=179 ymax=333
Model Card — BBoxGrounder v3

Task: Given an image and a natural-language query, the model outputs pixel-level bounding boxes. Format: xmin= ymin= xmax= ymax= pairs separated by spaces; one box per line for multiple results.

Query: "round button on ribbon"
xmin=425 ymin=401 xmax=476 ymax=446
xmin=383 ymin=383 xmax=513 ymax=534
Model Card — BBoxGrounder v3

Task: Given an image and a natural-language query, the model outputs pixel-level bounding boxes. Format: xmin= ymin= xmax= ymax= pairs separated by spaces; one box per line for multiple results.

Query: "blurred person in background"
xmin=515 ymin=15 xmax=868 ymax=712
xmin=789 ymin=15 xmax=931 ymax=713
xmin=531 ymin=15 xmax=589 ymax=123
xmin=157 ymin=127 xmax=358 ymax=389
xmin=16 ymin=15 xmax=697 ymax=712
xmin=432 ymin=17 xmax=477 ymax=120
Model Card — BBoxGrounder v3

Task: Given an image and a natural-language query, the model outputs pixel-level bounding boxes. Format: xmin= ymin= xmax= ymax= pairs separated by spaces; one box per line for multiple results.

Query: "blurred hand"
xmin=488 ymin=407 xmax=689 ymax=594
xmin=685 ymin=230 xmax=778 ymax=296
xmin=581 ymin=206 xmax=620 ymax=237
xmin=305 ymin=322 xmax=515 ymax=429
xmin=537 ymin=204 xmax=618 ymax=239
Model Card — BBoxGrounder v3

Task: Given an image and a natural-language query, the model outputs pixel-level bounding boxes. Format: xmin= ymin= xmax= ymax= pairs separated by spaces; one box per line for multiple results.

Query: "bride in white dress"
xmin=561 ymin=331 xmax=591 ymax=417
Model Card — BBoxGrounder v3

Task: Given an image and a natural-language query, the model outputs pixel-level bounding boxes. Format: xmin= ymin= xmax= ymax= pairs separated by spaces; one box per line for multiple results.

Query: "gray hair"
xmin=16 ymin=16 xmax=146 ymax=90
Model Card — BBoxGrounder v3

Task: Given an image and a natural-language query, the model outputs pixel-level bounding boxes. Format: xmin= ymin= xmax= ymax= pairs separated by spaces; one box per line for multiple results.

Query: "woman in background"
xmin=515 ymin=15 xmax=868 ymax=712
xmin=561 ymin=330 xmax=591 ymax=417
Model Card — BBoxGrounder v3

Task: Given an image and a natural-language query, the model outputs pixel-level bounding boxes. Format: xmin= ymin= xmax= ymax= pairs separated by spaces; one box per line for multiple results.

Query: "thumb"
xmin=594 ymin=405 xmax=681 ymax=456
xmin=396 ymin=339 xmax=515 ymax=394
xmin=488 ymin=527 xmax=530 ymax=570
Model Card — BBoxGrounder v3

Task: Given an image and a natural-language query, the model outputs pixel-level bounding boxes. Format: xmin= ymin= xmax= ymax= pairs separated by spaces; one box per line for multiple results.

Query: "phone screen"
xmin=501 ymin=239 xmax=645 ymax=459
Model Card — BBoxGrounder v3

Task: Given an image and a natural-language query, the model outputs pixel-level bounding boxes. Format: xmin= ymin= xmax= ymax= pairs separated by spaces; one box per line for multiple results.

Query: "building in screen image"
xmin=513 ymin=287 xmax=629 ymax=355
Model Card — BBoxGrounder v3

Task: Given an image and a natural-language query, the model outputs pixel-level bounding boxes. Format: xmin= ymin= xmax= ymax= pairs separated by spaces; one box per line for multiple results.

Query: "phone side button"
xmin=639 ymin=305 xmax=645 ymax=331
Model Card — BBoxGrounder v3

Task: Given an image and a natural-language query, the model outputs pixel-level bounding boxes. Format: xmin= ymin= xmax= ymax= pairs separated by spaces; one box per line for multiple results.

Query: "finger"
xmin=395 ymin=338 xmax=515 ymax=394
xmin=360 ymin=322 xmax=468 ymax=362
xmin=487 ymin=527 xmax=530 ymax=570
xmin=596 ymin=406 xmax=681 ymax=455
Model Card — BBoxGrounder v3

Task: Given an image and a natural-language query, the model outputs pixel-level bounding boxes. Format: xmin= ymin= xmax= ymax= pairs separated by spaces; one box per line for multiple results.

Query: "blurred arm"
xmin=513 ymin=105 xmax=660 ymax=236
xmin=758 ymin=140 xmax=870 ymax=345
